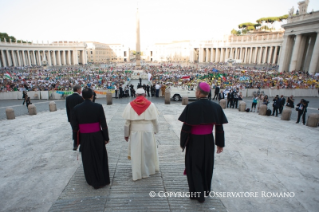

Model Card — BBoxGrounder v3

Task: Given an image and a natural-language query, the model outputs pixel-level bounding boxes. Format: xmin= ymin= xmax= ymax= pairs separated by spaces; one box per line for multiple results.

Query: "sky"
xmin=1 ymin=0 xmax=318 ymax=50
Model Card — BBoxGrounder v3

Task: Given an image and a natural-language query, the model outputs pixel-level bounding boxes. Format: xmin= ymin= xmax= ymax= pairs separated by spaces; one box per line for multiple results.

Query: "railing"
xmin=287 ymin=10 xmax=319 ymax=23
xmin=0 ymin=40 xmax=86 ymax=47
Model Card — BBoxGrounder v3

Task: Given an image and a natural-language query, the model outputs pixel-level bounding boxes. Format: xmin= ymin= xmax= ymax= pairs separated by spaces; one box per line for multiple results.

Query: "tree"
xmin=256 ymin=14 xmax=288 ymax=24
xmin=231 ymin=29 xmax=237 ymax=35
xmin=247 ymin=26 xmax=255 ymax=31
xmin=0 ymin=32 xmax=29 ymax=43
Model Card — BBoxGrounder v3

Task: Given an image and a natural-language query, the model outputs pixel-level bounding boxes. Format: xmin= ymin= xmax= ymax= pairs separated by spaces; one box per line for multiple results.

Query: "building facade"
xmin=278 ymin=2 xmax=319 ymax=74
xmin=0 ymin=40 xmax=87 ymax=67
xmin=145 ymin=32 xmax=284 ymax=66
xmin=86 ymin=42 xmax=130 ymax=64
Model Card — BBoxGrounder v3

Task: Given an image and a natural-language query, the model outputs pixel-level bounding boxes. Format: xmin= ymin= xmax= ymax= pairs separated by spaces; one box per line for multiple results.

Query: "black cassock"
xmin=178 ymin=98 xmax=228 ymax=202
xmin=71 ymin=100 xmax=110 ymax=189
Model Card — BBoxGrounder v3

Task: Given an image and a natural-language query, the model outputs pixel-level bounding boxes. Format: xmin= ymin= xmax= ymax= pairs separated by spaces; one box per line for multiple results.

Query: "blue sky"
xmin=1 ymin=0 xmax=318 ymax=49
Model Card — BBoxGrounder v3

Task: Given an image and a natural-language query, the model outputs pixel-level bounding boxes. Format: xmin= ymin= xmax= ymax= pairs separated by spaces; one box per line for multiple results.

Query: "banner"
xmin=56 ymin=91 xmax=73 ymax=95
xmin=94 ymin=90 xmax=115 ymax=94
xmin=239 ymin=76 xmax=250 ymax=81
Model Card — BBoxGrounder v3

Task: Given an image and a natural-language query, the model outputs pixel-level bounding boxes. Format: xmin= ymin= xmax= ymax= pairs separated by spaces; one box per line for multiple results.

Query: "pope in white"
xmin=122 ymin=88 xmax=160 ymax=181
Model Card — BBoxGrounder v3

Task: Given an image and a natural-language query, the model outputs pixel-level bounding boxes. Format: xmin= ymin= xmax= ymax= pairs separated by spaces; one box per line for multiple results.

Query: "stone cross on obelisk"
xmin=136 ymin=7 xmax=141 ymax=68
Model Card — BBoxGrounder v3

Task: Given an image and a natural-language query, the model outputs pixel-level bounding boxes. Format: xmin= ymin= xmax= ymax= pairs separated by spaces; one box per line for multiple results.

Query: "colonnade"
xmin=278 ymin=32 xmax=319 ymax=74
xmin=198 ymin=45 xmax=281 ymax=64
xmin=0 ymin=49 xmax=87 ymax=67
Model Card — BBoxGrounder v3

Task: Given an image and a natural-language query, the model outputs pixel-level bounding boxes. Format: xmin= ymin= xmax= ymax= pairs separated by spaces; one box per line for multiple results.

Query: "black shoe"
xmin=73 ymin=146 xmax=77 ymax=151
xmin=197 ymin=198 xmax=205 ymax=203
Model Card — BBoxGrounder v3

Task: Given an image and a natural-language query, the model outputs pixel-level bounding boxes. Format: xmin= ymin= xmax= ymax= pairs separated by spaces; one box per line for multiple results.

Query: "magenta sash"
xmin=191 ymin=124 xmax=213 ymax=135
xmin=79 ymin=122 xmax=100 ymax=133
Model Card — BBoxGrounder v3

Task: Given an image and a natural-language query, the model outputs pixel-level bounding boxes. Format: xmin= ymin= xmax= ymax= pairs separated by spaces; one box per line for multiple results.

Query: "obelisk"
xmin=136 ymin=8 xmax=141 ymax=68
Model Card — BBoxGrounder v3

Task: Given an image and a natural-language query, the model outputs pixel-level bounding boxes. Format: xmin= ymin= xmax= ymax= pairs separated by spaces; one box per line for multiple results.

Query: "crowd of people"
xmin=1 ymin=62 xmax=318 ymax=93
xmin=145 ymin=63 xmax=319 ymax=91
xmin=0 ymin=65 xmax=131 ymax=92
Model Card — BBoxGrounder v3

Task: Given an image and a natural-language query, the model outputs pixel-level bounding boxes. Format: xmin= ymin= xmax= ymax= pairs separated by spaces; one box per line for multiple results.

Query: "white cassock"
xmin=122 ymin=102 xmax=160 ymax=181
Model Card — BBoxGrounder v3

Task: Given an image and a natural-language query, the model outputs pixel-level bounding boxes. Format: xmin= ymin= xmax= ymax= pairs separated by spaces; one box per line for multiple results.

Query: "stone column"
xmin=257 ymin=47 xmax=262 ymax=64
xmin=249 ymin=47 xmax=253 ymax=64
xmin=279 ymin=35 xmax=294 ymax=72
xmin=244 ymin=48 xmax=247 ymax=63
xmin=17 ymin=51 xmax=22 ymax=66
xmin=309 ymin=32 xmax=319 ymax=74
xmin=27 ymin=51 xmax=31 ymax=66
xmin=289 ymin=34 xmax=302 ymax=71
xmin=278 ymin=35 xmax=289 ymax=72
xmin=136 ymin=9 xmax=141 ymax=67
xmin=39 ymin=51 xmax=43 ymax=66
xmin=11 ymin=50 xmax=17 ymax=66
xmin=22 ymin=51 xmax=26 ymax=66
xmin=304 ymin=35 xmax=316 ymax=72
xmin=261 ymin=47 xmax=267 ymax=64
xmin=47 ymin=50 xmax=52 ymax=66
xmin=61 ymin=50 xmax=66 ymax=65
xmin=82 ymin=50 xmax=85 ymax=64
xmin=267 ymin=46 xmax=273 ymax=63
xmin=272 ymin=46 xmax=278 ymax=64
xmin=68 ymin=50 xmax=71 ymax=65
xmin=6 ymin=50 xmax=11 ymax=66
xmin=1 ymin=50 xmax=7 ymax=67
xmin=58 ymin=51 xmax=61 ymax=65
xmin=234 ymin=48 xmax=237 ymax=59
xmin=73 ymin=50 xmax=78 ymax=65
xmin=224 ymin=48 xmax=228 ymax=60
xmin=220 ymin=48 xmax=224 ymax=62
xmin=253 ymin=47 xmax=258 ymax=63
xmin=214 ymin=48 xmax=218 ymax=62
xmin=32 ymin=51 xmax=36 ymax=65
xmin=52 ymin=51 xmax=56 ymax=65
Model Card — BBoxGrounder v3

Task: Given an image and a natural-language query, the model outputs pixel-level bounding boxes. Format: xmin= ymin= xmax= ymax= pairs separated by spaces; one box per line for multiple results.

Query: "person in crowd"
xmin=233 ymin=88 xmax=239 ymax=108
xmin=296 ymin=99 xmax=309 ymax=125
xmin=279 ymin=95 xmax=286 ymax=114
xmin=22 ymin=91 xmax=27 ymax=105
xmin=229 ymin=89 xmax=235 ymax=108
xmin=151 ymin=85 xmax=155 ymax=97
xmin=142 ymin=84 xmax=147 ymax=92
xmin=227 ymin=89 xmax=232 ymax=108
xmin=178 ymin=82 xmax=228 ymax=203
xmin=251 ymin=95 xmax=258 ymax=112
xmin=130 ymin=84 xmax=134 ymax=97
xmin=263 ymin=95 xmax=269 ymax=105
xmin=26 ymin=96 xmax=32 ymax=109
xmin=155 ymin=83 xmax=160 ymax=97
xmin=146 ymin=84 xmax=150 ymax=97
xmin=71 ymin=88 xmax=110 ymax=189
xmin=114 ymin=84 xmax=118 ymax=98
xmin=272 ymin=95 xmax=280 ymax=116
xmin=66 ymin=84 xmax=84 ymax=150
xmin=238 ymin=91 xmax=243 ymax=101
xmin=160 ymin=83 xmax=166 ymax=97
xmin=213 ymin=85 xmax=220 ymax=100
xmin=92 ymin=89 xmax=97 ymax=102
xmin=122 ymin=88 xmax=159 ymax=181
xmin=286 ymin=95 xmax=294 ymax=108
xmin=257 ymin=94 xmax=264 ymax=113
xmin=218 ymin=90 xmax=225 ymax=101
xmin=119 ymin=84 xmax=123 ymax=98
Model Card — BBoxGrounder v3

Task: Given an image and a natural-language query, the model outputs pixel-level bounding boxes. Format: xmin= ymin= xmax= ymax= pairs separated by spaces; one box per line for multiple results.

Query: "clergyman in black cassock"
xmin=178 ymin=82 xmax=228 ymax=203
xmin=71 ymin=88 xmax=110 ymax=189
xmin=66 ymin=85 xmax=84 ymax=150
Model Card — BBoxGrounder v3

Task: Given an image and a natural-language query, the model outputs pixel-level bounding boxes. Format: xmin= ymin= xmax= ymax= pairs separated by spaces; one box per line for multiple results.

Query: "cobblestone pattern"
xmin=49 ymin=104 xmax=227 ymax=212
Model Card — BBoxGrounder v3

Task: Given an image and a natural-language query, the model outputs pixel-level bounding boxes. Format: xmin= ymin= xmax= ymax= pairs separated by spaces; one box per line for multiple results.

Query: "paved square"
xmin=0 ymin=102 xmax=318 ymax=211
